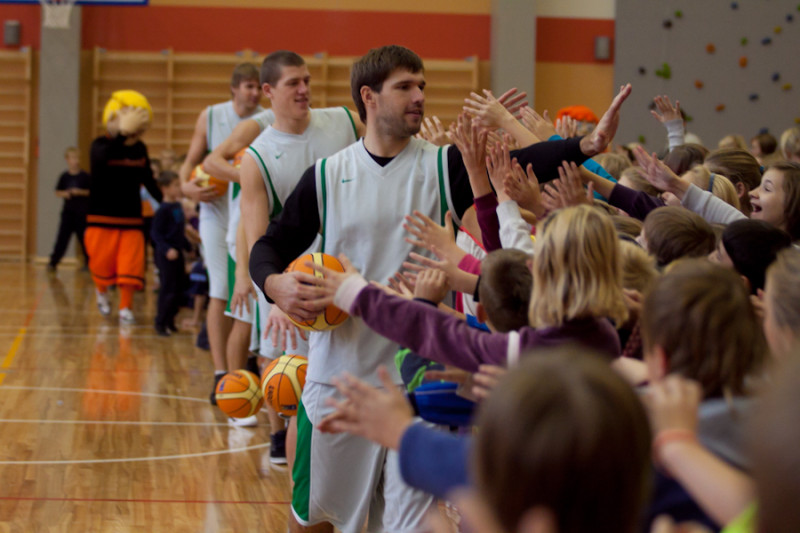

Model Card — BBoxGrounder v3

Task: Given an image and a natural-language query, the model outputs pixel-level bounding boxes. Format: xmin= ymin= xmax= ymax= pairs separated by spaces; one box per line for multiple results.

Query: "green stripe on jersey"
xmin=320 ymin=158 xmax=328 ymax=253
xmin=343 ymin=106 xmax=358 ymax=140
xmin=437 ymin=146 xmax=447 ymax=225
xmin=225 ymin=253 xmax=236 ymax=314
xmin=247 ymin=146 xmax=283 ymax=219
xmin=292 ymin=399 xmax=313 ymax=521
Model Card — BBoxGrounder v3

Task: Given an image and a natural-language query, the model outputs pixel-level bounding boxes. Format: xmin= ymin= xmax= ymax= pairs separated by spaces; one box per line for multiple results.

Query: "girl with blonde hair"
xmin=311 ymin=205 xmax=628 ymax=372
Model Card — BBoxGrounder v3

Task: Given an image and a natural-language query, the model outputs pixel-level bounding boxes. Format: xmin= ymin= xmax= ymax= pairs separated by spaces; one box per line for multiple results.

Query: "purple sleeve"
xmin=608 ymin=184 xmax=666 ymax=221
xmin=457 ymin=254 xmax=481 ymax=275
xmin=351 ymin=284 xmax=509 ymax=372
xmin=473 ymin=193 xmax=501 ymax=252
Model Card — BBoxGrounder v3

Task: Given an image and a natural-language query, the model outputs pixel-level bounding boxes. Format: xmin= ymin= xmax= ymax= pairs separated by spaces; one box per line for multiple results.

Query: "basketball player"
xmin=250 ymin=45 xmax=630 ymax=533
xmin=208 ymin=50 xmax=363 ymax=463
xmin=178 ymin=63 xmax=267 ymax=413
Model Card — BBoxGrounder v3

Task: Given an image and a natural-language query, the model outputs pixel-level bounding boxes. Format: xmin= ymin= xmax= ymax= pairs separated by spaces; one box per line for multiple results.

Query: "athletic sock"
xmin=119 ymin=285 xmax=134 ymax=310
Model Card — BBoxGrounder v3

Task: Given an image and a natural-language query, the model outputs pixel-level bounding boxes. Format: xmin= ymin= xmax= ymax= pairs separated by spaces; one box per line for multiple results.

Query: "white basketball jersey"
xmin=310 ymin=137 xmax=456 ymax=386
xmin=246 ymin=107 xmax=359 ymax=219
xmin=223 ymin=110 xmax=277 ymax=252
xmin=202 ymin=101 xmax=265 ymax=223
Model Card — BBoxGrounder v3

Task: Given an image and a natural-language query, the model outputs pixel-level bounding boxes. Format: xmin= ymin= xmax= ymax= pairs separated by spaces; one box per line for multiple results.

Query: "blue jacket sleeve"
xmin=398 ymin=422 xmax=472 ymax=499
xmin=547 ymin=134 xmax=616 ymax=200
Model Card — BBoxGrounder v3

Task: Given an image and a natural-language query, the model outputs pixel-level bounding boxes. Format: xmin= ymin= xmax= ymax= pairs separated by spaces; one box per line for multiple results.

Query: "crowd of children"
xmin=59 ymin=42 xmax=800 ymax=533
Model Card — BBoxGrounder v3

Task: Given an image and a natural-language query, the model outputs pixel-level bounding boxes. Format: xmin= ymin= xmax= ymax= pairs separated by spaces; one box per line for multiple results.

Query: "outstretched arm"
xmin=202 ymin=118 xmax=261 ymax=184
xmin=179 ymin=109 xmax=217 ymax=203
xmin=309 ymin=257 xmax=509 ymax=372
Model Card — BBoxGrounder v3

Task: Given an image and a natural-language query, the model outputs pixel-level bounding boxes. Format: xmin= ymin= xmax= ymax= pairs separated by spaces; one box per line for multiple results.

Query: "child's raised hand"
xmin=305 ymin=253 xmax=360 ymax=300
xmin=383 ymin=271 xmax=415 ymax=299
xmin=463 ymin=89 xmax=517 ymax=131
xmin=417 ymin=116 xmax=451 ymax=147
xmin=650 ymin=95 xmax=682 ymax=124
xmin=450 ymin=112 xmax=488 ymax=179
xmin=263 ymin=305 xmax=307 ymax=352
xmin=633 ymin=145 xmax=686 ymax=198
xmin=404 ymin=210 xmax=457 ymax=256
xmin=519 ymin=107 xmax=556 ymax=142
xmin=413 ymin=268 xmax=450 ymax=304
xmin=472 ymin=364 xmax=507 ymax=400
xmin=542 ymin=161 xmax=594 ymax=209
xmin=317 ymin=366 xmax=414 ymax=451
xmin=555 ymin=115 xmax=578 ymax=139
xmin=644 ymin=375 xmax=702 ymax=437
xmin=166 ymin=248 xmax=179 ymax=261
xmin=504 ymin=160 xmax=545 ymax=217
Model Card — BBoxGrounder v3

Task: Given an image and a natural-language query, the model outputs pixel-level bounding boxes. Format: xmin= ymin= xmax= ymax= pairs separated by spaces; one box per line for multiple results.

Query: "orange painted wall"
xmin=80 ymin=6 xmax=490 ymax=58
xmin=534 ymin=17 xmax=615 ymax=119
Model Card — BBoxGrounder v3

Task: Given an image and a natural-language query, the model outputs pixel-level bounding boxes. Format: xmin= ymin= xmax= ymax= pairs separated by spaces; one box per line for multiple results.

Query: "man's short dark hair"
xmin=350 ymin=45 xmax=424 ymax=122
xmin=230 ymin=63 xmax=259 ymax=88
xmin=260 ymin=50 xmax=306 ymax=86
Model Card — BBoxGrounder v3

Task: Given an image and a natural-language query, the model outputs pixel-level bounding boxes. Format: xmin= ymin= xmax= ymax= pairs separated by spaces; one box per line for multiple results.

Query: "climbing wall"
xmin=614 ymin=0 xmax=800 ymax=152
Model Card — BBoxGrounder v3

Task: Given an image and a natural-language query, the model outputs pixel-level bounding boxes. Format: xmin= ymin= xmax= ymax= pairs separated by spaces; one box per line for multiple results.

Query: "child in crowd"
xmin=311 ymin=204 xmax=627 ymax=372
xmin=150 ymin=171 xmax=191 ymax=336
xmin=48 ymin=147 xmax=90 ymax=272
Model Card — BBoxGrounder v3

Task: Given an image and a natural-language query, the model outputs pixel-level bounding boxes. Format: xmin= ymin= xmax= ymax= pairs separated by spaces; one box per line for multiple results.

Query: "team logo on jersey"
xmin=275 ymin=152 xmax=285 ymax=159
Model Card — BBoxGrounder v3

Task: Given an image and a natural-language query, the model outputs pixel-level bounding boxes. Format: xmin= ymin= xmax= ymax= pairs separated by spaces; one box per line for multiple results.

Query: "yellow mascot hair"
xmin=102 ymin=90 xmax=153 ymax=127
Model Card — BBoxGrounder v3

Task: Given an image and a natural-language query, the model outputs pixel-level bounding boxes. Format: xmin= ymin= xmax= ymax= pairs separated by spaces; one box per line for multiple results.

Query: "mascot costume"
xmin=85 ymin=90 xmax=162 ymax=324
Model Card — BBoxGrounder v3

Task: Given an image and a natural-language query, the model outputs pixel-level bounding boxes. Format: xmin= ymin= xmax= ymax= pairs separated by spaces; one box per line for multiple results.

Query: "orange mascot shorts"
xmin=84 ymin=226 xmax=145 ymax=290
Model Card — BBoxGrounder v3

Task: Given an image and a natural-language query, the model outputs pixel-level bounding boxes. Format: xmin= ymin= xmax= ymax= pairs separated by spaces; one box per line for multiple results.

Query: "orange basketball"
xmin=215 ymin=370 xmax=264 ymax=418
xmin=284 ymin=253 xmax=349 ymax=331
xmin=190 ymin=164 xmax=227 ymax=198
xmin=261 ymin=355 xmax=308 ymax=417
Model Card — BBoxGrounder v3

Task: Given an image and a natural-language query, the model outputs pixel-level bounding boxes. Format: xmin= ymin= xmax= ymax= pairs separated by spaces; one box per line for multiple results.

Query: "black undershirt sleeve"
xmin=249 ymin=164 xmax=320 ymax=300
xmin=445 ymin=136 xmax=589 ymax=217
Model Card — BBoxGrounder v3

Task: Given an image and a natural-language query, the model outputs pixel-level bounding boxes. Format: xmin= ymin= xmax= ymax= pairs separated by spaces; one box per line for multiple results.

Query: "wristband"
xmin=652 ymin=429 xmax=697 ymax=472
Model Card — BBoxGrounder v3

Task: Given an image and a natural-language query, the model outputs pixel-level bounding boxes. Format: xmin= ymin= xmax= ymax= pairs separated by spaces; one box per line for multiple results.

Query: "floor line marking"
xmin=0 ymin=442 xmax=270 ymax=465
xmin=0 ymin=496 xmax=290 ymax=505
xmin=0 ymin=385 xmax=209 ymax=403
xmin=0 ymin=284 xmax=45 ymax=381
xmin=0 ymin=418 xmax=233 ymax=427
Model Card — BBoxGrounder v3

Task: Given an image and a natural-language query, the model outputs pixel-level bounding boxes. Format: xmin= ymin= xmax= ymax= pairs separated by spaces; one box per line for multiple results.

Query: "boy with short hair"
xmin=48 ymin=147 xmax=90 ymax=271
xmin=151 ymin=170 xmax=191 ymax=336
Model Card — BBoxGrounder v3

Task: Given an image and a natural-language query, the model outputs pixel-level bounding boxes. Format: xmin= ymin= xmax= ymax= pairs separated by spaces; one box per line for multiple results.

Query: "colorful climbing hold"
xmin=740 ymin=37 xmax=748 ymax=46
xmin=739 ymin=56 xmax=748 ymax=67
xmin=732 ymin=2 xmax=739 ymax=9
xmin=788 ymin=14 xmax=795 ymax=22
xmin=706 ymin=43 xmax=716 ymax=53
xmin=795 ymin=118 xmax=800 ymax=124
xmin=663 ymin=19 xmax=673 ymax=29
xmin=675 ymin=10 xmax=683 ymax=18
xmin=772 ymin=72 xmax=781 ymax=82
xmin=749 ymin=93 xmax=759 ymax=101
xmin=783 ymin=83 xmax=793 ymax=91
xmin=694 ymin=80 xmax=704 ymax=89
xmin=716 ymin=104 xmax=726 ymax=112
xmin=759 ymin=127 xmax=769 ymax=135
xmin=655 ymin=63 xmax=672 ymax=79
xmin=638 ymin=67 xmax=647 ymax=75
xmin=775 ymin=26 xmax=783 ymax=34
xmin=638 ymin=135 xmax=646 ymax=144
xmin=762 ymin=37 xmax=772 ymax=45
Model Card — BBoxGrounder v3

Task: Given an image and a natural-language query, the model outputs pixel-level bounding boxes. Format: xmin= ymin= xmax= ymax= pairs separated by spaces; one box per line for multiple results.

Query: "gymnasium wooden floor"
xmin=0 ymin=263 xmax=291 ymax=532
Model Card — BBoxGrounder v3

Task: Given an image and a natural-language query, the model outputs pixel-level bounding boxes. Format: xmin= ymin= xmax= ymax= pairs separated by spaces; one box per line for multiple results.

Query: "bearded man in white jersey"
xmin=250 ymin=45 xmax=629 ymax=533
